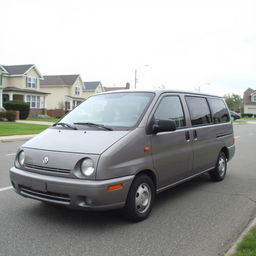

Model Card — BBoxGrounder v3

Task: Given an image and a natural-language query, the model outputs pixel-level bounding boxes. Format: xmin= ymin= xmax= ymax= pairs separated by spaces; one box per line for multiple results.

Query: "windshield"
xmin=59 ymin=92 xmax=154 ymax=129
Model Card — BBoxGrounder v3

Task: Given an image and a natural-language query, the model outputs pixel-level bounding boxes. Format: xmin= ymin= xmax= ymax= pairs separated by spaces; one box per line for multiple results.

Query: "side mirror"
xmin=152 ymin=119 xmax=176 ymax=134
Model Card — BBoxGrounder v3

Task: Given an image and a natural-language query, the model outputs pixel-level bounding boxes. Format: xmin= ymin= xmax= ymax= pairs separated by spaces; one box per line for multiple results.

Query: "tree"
xmin=224 ymin=94 xmax=243 ymax=112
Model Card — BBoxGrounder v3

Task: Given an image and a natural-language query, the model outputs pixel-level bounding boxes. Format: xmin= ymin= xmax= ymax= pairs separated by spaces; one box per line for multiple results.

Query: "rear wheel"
xmin=122 ymin=174 xmax=155 ymax=222
xmin=209 ymin=151 xmax=227 ymax=182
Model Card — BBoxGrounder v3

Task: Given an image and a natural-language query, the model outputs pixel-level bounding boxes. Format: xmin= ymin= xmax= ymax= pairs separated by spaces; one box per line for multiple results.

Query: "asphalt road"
xmin=0 ymin=124 xmax=256 ymax=256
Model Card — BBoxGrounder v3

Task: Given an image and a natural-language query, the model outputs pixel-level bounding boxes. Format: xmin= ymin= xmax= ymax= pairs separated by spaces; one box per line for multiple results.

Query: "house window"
xmin=0 ymin=74 xmax=2 ymax=85
xmin=26 ymin=77 xmax=37 ymax=88
xmin=252 ymin=94 xmax=256 ymax=102
xmin=75 ymin=86 xmax=80 ymax=96
xmin=26 ymin=95 xmax=40 ymax=108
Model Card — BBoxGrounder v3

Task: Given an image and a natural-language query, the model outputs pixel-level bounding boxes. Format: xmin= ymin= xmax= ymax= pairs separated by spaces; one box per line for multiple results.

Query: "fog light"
xmin=85 ymin=198 xmax=92 ymax=205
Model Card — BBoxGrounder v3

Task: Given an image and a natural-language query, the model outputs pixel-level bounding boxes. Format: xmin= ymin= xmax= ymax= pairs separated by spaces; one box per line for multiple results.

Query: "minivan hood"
xmin=22 ymin=128 xmax=130 ymax=154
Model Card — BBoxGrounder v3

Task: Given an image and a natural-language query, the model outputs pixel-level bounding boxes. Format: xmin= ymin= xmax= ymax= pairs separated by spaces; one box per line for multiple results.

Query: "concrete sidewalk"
xmin=16 ymin=120 xmax=54 ymax=125
xmin=0 ymin=134 xmax=35 ymax=142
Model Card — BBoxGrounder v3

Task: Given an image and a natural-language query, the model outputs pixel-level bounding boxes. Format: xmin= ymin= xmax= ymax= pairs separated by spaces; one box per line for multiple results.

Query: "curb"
xmin=225 ymin=216 xmax=256 ymax=255
xmin=0 ymin=134 xmax=35 ymax=142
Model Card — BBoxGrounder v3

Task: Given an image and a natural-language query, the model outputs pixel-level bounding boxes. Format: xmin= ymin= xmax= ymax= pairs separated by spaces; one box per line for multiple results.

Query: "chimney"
xmin=125 ymin=82 xmax=130 ymax=89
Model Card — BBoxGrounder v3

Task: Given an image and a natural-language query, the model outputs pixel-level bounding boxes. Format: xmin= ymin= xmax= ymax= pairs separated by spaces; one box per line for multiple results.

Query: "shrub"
xmin=241 ymin=113 xmax=255 ymax=118
xmin=3 ymin=101 xmax=30 ymax=119
xmin=37 ymin=115 xmax=51 ymax=119
xmin=5 ymin=111 xmax=16 ymax=121
xmin=0 ymin=112 xmax=6 ymax=121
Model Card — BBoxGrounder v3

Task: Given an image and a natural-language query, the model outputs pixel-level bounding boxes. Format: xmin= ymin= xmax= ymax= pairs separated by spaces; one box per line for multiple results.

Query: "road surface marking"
xmin=0 ymin=186 xmax=12 ymax=192
xmin=5 ymin=153 xmax=16 ymax=156
xmin=235 ymin=136 xmax=241 ymax=139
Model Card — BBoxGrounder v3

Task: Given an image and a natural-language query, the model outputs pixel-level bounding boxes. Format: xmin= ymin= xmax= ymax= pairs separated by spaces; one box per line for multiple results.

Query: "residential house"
xmin=40 ymin=74 xmax=85 ymax=117
xmin=1 ymin=64 xmax=48 ymax=117
xmin=0 ymin=65 xmax=8 ymax=111
xmin=103 ymin=82 xmax=130 ymax=92
xmin=243 ymin=88 xmax=256 ymax=114
xmin=83 ymin=81 xmax=104 ymax=98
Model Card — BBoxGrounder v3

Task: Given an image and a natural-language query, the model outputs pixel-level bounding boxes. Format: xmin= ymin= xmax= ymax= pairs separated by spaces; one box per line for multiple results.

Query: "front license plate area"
xmin=31 ymin=180 xmax=47 ymax=192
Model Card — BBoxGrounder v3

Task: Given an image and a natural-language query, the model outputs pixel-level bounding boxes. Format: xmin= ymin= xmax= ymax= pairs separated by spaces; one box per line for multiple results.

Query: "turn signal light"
xmin=107 ymin=184 xmax=123 ymax=191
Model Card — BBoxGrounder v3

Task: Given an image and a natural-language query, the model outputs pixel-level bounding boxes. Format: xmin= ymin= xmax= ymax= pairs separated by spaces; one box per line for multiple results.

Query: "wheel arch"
xmin=135 ymin=169 xmax=157 ymax=189
xmin=221 ymin=146 xmax=229 ymax=160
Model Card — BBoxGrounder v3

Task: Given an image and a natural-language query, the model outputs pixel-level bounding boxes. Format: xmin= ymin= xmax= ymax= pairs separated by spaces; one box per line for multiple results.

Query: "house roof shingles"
xmin=243 ymin=88 xmax=256 ymax=105
xmin=3 ymin=87 xmax=49 ymax=95
xmin=83 ymin=81 xmax=102 ymax=91
xmin=2 ymin=64 xmax=34 ymax=75
xmin=40 ymin=75 xmax=80 ymax=86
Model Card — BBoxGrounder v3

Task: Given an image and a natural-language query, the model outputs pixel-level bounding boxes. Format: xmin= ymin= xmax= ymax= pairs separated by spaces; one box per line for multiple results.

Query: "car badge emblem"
xmin=42 ymin=156 xmax=49 ymax=165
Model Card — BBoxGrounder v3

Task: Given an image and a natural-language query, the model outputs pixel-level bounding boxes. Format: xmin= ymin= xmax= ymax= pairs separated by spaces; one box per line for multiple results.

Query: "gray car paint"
xmin=9 ymin=89 xmax=235 ymax=210
xmin=23 ymin=128 xmax=131 ymax=154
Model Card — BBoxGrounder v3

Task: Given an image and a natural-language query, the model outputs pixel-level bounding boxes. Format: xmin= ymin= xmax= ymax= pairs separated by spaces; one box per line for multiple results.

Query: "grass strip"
xmin=232 ymin=226 xmax=256 ymax=256
xmin=27 ymin=118 xmax=58 ymax=123
xmin=0 ymin=122 xmax=50 ymax=136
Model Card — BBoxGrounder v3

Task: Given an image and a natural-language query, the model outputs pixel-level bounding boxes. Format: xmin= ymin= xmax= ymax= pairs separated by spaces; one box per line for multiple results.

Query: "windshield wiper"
xmin=74 ymin=122 xmax=113 ymax=131
xmin=53 ymin=122 xmax=78 ymax=130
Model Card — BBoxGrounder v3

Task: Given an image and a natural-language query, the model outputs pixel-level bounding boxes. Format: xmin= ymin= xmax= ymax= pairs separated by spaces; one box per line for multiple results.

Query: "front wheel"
xmin=209 ymin=151 xmax=227 ymax=182
xmin=122 ymin=174 xmax=155 ymax=222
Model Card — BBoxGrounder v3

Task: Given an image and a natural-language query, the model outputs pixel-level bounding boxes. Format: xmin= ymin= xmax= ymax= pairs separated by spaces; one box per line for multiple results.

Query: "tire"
xmin=209 ymin=151 xmax=227 ymax=182
xmin=122 ymin=174 xmax=155 ymax=222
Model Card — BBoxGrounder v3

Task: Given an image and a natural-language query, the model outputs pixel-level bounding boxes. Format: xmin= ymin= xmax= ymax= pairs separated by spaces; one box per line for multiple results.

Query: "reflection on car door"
xmin=185 ymin=96 xmax=218 ymax=174
xmin=149 ymin=95 xmax=193 ymax=188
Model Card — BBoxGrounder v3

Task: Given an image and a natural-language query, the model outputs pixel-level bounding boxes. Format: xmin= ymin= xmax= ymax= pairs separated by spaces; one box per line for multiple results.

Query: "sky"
xmin=0 ymin=0 xmax=255 ymax=96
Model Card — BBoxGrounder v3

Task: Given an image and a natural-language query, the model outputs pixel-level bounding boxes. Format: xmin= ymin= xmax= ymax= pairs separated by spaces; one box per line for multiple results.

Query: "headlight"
xmin=80 ymin=158 xmax=95 ymax=177
xmin=15 ymin=150 xmax=25 ymax=168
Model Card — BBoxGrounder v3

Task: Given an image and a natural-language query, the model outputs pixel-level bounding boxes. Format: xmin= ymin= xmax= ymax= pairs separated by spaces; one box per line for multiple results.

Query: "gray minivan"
xmin=10 ymin=90 xmax=235 ymax=221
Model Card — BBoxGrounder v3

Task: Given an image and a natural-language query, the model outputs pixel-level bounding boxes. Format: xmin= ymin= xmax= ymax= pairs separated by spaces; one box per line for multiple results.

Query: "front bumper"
xmin=10 ymin=167 xmax=134 ymax=210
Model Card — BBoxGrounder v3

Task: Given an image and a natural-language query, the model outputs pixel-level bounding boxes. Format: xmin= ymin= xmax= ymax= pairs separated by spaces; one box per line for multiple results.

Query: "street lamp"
xmin=134 ymin=65 xmax=150 ymax=89
xmin=195 ymin=82 xmax=211 ymax=92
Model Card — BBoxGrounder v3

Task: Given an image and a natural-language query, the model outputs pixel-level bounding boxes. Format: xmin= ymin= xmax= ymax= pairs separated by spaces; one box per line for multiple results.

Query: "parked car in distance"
xmin=10 ymin=90 xmax=235 ymax=222
xmin=230 ymin=110 xmax=241 ymax=120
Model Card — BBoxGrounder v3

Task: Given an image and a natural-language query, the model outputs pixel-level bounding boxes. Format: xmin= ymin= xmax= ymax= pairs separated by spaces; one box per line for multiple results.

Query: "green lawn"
xmin=0 ymin=122 xmax=50 ymax=136
xmin=233 ymin=226 xmax=256 ymax=256
xmin=241 ymin=118 xmax=256 ymax=120
xmin=233 ymin=121 xmax=247 ymax=124
xmin=27 ymin=118 xmax=59 ymax=123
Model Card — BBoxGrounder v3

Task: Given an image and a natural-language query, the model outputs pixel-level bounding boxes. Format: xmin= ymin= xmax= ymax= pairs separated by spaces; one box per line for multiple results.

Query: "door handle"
xmin=193 ymin=130 xmax=198 ymax=140
xmin=185 ymin=131 xmax=190 ymax=141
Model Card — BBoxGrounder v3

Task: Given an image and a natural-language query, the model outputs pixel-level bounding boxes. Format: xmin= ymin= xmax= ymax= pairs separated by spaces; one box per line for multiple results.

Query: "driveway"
xmin=0 ymin=125 xmax=256 ymax=256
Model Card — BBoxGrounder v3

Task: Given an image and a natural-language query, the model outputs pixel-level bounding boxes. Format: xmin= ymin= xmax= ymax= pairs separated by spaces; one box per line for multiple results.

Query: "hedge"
xmin=3 ymin=101 xmax=30 ymax=119
xmin=0 ymin=111 xmax=17 ymax=121
xmin=5 ymin=111 xmax=16 ymax=121
xmin=241 ymin=113 xmax=256 ymax=118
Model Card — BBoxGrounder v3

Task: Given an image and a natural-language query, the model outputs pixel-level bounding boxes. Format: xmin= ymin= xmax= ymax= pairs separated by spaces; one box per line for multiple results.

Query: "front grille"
xmin=20 ymin=186 xmax=70 ymax=205
xmin=25 ymin=163 xmax=71 ymax=175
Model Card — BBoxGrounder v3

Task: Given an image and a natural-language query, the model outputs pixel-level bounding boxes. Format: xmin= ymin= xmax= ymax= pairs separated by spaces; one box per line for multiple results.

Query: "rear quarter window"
xmin=185 ymin=96 xmax=212 ymax=126
xmin=208 ymin=98 xmax=230 ymax=123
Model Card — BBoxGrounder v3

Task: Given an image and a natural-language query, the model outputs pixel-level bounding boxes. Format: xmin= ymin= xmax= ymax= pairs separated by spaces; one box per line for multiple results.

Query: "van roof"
xmin=100 ymin=89 xmax=223 ymax=98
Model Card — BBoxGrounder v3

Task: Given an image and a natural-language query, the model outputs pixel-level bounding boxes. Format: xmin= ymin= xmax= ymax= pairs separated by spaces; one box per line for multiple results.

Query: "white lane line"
xmin=0 ymin=186 xmax=12 ymax=192
xmin=235 ymin=136 xmax=241 ymax=139
xmin=5 ymin=153 xmax=16 ymax=156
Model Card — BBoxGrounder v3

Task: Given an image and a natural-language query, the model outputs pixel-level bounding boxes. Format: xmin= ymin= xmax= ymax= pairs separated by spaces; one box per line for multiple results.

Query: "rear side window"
xmin=208 ymin=98 xmax=230 ymax=123
xmin=154 ymin=96 xmax=186 ymax=128
xmin=185 ymin=96 xmax=212 ymax=126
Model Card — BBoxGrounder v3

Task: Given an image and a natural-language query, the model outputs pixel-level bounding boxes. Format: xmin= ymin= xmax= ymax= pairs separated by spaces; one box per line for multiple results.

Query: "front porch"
xmin=3 ymin=93 xmax=24 ymax=102
xmin=65 ymin=95 xmax=85 ymax=111
xmin=3 ymin=87 xmax=49 ymax=118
